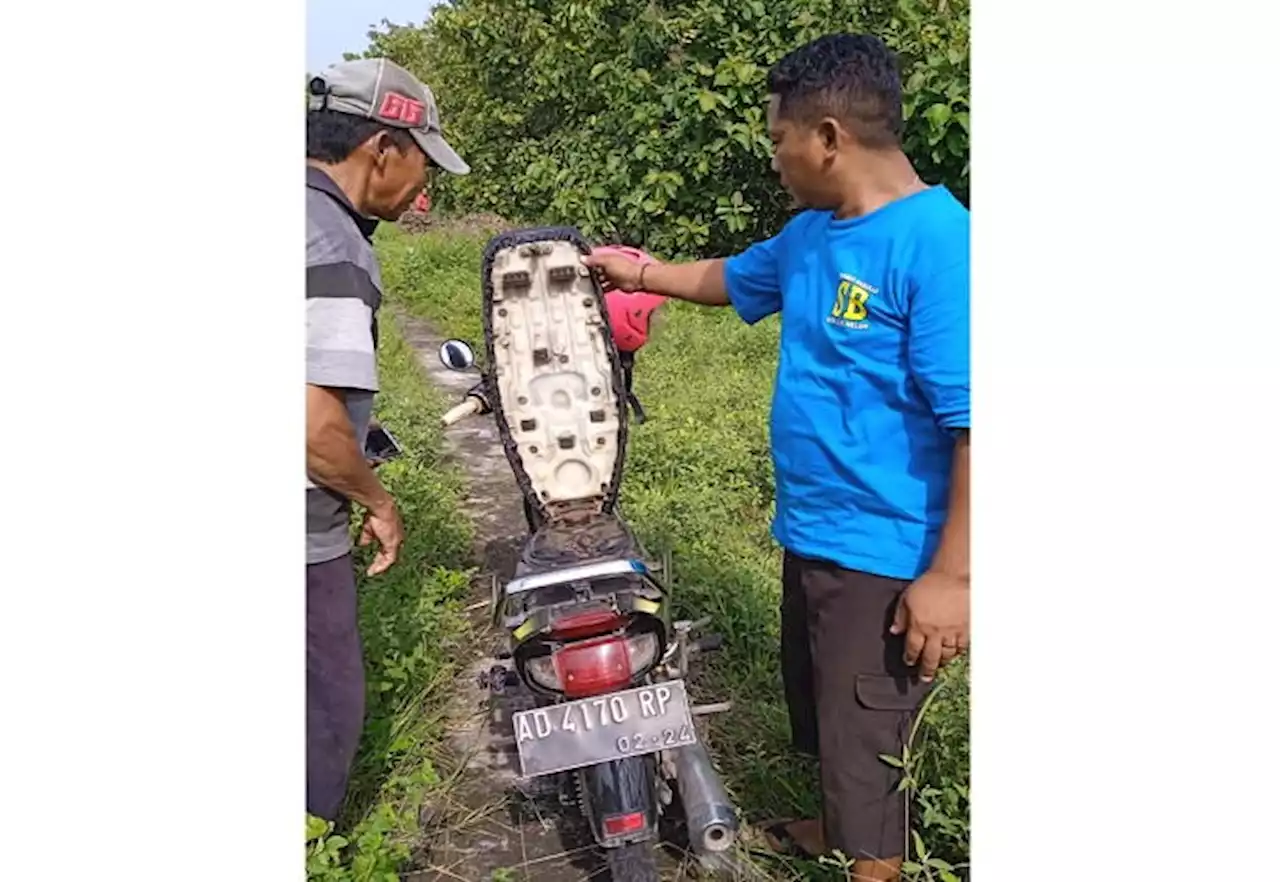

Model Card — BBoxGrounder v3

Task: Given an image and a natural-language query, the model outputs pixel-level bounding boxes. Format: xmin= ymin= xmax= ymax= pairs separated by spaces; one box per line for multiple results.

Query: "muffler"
xmin=673 ymin=740 xmax=738 ymax=854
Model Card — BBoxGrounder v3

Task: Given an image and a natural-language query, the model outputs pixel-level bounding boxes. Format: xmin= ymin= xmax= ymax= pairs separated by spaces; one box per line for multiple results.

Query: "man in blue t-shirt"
xmin=585 ymin=33 xmax=969 ymax=881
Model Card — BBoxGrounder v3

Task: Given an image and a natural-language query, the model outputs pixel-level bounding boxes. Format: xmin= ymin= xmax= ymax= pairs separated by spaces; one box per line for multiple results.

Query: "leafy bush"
xmin=359 ymin=0 xmax=967 ymax=259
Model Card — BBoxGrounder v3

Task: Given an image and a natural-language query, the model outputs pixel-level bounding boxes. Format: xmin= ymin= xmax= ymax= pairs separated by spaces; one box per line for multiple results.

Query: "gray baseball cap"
xmin=308 ymin=58 xmax=470 ymax=175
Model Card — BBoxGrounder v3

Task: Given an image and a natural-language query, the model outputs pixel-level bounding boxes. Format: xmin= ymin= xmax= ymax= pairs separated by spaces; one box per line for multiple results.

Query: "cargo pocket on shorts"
xmin=854 ymin=674 xmax=934 ymax=858
xmin=854 ymin=674 xmax=935 ymax=771
xmin=854 ymin=673 xmax=933 ymax=714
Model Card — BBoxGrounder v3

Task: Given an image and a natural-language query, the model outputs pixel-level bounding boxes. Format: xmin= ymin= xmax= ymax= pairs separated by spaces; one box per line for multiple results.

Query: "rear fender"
xmin=577 ymin=755 xmax=659 ymax=846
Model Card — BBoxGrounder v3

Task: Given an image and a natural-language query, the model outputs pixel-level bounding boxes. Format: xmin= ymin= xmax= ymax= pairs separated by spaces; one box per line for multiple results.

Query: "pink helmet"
xmin=594 ymin=244 xmax=666 ymax=354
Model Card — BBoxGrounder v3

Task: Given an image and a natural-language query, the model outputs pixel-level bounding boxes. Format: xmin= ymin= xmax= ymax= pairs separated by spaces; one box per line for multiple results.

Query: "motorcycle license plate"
xmin=512 ymin=681 xmax=697 ymax=778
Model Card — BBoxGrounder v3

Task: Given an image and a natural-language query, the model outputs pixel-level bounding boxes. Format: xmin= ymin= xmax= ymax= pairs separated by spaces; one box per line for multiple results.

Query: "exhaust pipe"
xmin=673 ymin=740 xmax=738 ymax=854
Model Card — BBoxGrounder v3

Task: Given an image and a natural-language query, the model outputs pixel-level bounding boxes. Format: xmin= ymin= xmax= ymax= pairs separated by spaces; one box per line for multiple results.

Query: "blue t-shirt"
xmin=723 ymin=185 xmax=969 ymax=580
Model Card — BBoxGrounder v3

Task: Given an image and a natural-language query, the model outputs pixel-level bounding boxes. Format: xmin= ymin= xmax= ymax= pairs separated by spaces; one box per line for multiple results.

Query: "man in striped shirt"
xmin=305 ymin=58 xmax=469 ymax=821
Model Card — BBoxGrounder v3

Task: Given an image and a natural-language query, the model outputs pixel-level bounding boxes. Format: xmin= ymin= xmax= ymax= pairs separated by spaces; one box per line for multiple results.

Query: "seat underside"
xmin=487 ymin=239 xmax=622 ymax=509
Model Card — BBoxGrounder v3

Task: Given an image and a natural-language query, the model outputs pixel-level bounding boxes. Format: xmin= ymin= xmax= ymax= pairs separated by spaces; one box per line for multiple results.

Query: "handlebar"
xmin=441 ymin=396 xmax=484 ymax=427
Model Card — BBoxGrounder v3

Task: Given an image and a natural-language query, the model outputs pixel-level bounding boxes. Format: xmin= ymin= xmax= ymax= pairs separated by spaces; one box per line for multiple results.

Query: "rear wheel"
xmin=604 ymin=841 xmax=658 ymax=882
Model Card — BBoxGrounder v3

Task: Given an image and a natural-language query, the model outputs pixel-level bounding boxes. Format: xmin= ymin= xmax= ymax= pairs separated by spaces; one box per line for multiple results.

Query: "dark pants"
xmin=306 ymin=554 xmax=365 ymax=821
xmin=781 ymin=551 xmax=933 ymax=861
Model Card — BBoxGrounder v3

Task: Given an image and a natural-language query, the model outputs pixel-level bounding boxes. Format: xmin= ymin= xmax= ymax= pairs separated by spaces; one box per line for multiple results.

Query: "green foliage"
xmin=305 ymin=319 xmax=476 ymax=881
xmin=359 ymin=0 xmax=968 ymax=259
xmin=377 ymin=225 xmax=970 ymax=879
xmin=306 ymin=808 xmax=407 ymax=882
xmin=375 ymin=226 xmax=488 ymax=345
xmin=881 ymin=662 xmax=970 ymax=879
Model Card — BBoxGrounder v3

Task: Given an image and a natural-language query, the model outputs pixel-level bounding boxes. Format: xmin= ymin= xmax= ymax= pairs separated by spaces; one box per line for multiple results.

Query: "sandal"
xmin=758 ymin=818 xmax=824 ymax=859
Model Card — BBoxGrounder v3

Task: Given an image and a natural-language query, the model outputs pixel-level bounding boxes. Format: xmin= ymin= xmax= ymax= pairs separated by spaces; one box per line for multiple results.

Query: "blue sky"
xmin=307 ymin=0 xmax=439 ymax=72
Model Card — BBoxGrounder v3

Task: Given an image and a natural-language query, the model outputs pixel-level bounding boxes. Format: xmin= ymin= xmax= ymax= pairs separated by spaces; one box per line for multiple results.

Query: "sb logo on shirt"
xmin=827 ymin=274 xmax=877 ymax=330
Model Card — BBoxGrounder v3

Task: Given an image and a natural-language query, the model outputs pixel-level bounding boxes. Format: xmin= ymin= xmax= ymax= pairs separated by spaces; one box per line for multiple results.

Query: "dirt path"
xmin=395 ymin=310 xmax=711 ymax=882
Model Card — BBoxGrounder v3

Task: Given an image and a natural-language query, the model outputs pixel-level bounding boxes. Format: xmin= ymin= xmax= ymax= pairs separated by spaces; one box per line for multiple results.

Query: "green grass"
xmin=372 ymin=223 xmax=970 ymax=881
xmin=306 ymin=317 xmax=477 ymax=882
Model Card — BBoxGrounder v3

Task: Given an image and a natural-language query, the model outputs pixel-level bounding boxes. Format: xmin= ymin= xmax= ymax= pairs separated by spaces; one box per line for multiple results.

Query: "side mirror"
xmin=439 ymin=339 xmax=477 ymax=371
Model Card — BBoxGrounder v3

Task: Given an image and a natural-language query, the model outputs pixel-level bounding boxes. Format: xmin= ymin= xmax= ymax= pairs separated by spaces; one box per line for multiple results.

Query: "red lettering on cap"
xmin=377 ymin=92 xmax=425 ymax=125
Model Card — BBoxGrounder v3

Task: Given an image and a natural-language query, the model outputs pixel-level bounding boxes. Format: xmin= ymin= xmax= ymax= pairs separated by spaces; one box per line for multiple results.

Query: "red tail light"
xmin=602 ymin=812 xmax=647 ymax=837
xmin=550 ymin=609 xmax=627 ymax=640
xmin=521 ymin=631 xmax=661 ymax=695
xmin=555 ymin=636 xmax=631 ymax=698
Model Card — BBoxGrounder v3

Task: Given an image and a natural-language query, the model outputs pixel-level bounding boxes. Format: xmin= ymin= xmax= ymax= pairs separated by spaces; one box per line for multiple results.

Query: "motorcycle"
xmin=436 ymin=227 xmax=738 ymax=881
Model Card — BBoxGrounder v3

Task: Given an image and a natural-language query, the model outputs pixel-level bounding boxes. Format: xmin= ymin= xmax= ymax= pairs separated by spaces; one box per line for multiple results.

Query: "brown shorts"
xmin=781 ymin=551 xmax=933 ymax=861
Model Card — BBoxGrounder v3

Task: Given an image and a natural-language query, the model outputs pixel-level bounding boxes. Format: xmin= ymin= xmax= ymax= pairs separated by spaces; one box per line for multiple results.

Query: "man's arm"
xmin=892 ymin=259 xmax=971 ymax=681
xmin=909 ymin=258 xmax=970 ymax=584
xmin=583 ymin=229 xmax=788 ymax=323
xmin=927 ymin=430 xmax=969 ymax=580
xmin=307 ymin=256 xmax=404 ymax=575
xmin=602 ymin=258 xmax=730 ymax=306
xmin=896 ymin=429 xmax=969 ymax=681
xmin=307 ymin=384 xmax=403 ymax=576
xmin=306 ymin=384 xmax=393 ymax=512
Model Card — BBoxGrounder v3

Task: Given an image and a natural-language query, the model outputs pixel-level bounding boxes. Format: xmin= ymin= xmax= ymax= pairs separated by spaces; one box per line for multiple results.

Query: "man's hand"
xmin=581 ymin=250 xmax=647 ymax=292
xmin=358 ymin=498 xmax=404 ymax=576
xmin=890 ymin=570 xmax=970 ymax=683
xmin=581 ymin=250 xmax=730 ymax=306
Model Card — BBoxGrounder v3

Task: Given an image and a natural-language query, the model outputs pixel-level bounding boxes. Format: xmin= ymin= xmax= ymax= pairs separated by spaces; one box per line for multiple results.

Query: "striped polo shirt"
xmin=306 ymin=165 xmax=382 ymax=565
